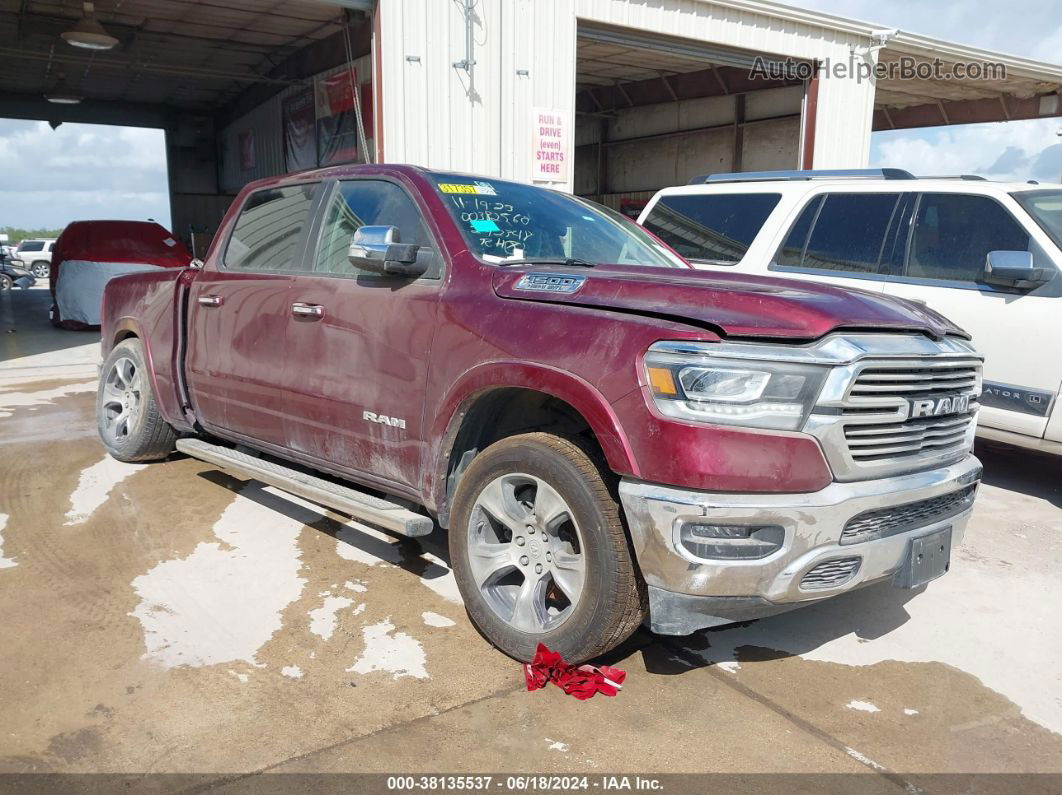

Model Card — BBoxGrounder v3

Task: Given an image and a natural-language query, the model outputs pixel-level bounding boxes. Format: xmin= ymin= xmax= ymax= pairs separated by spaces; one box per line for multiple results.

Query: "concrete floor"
xmin=2 ymin=284 xmax=1061 ymax=787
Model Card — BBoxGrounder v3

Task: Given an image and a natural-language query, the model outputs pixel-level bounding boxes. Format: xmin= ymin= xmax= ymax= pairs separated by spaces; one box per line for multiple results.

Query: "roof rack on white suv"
xmin=689 ymin=168 xmax=917 ymax=184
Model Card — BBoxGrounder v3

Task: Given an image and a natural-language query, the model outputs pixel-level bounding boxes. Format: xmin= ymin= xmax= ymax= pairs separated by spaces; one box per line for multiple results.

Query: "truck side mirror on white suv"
xmin=349 ymin=225 xmax=426 ymax=278
xmin=982 ymin=250 xmax=1053 ymax=290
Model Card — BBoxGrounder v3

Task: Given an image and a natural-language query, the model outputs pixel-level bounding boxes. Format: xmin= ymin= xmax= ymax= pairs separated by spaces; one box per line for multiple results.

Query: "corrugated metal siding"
xmin=381 ymin=0 xmax=875 ymax=187
xmin=218 ymin=56 xmax=373 ymax=194
xmin=168 ymin=193 xmax=236 ymax=255
xmin=380 ymin=0 xmax=576 ymax=190
xmin=572 ymin=0 xmax=874 ymax=168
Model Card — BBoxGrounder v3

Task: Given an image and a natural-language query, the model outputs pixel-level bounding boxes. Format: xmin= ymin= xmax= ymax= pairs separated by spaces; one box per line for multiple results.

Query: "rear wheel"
xmin=0 ymin=274 xmax=12 ymax=290
xmin=449 ymin=433 xmax=646 ymax=663
xmin=96 ymin=338 xmax=177 ymax=462
xmin=30 ymin=261 xmax=50 ymax=279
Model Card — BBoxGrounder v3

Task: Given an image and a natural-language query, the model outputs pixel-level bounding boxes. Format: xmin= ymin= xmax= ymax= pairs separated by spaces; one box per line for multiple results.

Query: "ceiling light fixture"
xmin=61 ymin=2 xmax=118 ymax=51
xmin=44 ymin=73 xmax=83 ymax=104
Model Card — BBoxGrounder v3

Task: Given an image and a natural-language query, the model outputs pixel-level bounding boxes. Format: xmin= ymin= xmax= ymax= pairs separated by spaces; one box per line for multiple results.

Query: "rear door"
xmin=639 ymin=192 xmax=781 ymax=269
xmin=185 ymin=182 xmax=322 ymax=448
xmin=765 ymin=191 xmax=904 ymax=295
xmin=883 ymin=191 xmax=1062 ymax=438
xmin=282 ymin=178 xmax=442 ymax=492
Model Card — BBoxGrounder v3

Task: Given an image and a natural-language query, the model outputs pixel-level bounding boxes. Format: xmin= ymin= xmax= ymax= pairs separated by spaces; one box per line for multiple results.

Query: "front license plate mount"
xmin=896 ymin=526 xmax=952 ymax=589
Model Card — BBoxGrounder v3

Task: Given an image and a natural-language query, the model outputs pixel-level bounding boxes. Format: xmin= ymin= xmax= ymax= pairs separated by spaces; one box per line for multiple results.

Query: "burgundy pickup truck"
xmin=97 ymin=164 xmax=983 ymax=662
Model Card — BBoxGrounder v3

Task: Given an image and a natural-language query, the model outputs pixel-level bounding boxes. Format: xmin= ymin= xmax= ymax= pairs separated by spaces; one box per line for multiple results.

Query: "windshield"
xmin=428 ymin=173 xmax=687 ymax=268
xmin=1013 ymin=190 xmax=1062 ymax=250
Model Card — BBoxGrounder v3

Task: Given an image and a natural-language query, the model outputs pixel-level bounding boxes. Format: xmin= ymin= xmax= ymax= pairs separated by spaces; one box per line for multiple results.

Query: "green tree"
xmin=1 ymin=226 xmax=66 ymax=244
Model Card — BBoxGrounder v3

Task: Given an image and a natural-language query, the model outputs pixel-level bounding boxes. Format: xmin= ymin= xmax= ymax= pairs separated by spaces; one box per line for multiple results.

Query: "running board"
xmin=176 ymin=438 xmax=434 ymax=537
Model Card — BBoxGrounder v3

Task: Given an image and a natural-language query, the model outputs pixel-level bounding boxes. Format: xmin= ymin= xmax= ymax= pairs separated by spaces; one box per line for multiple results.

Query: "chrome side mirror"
xmin=348 ymin=225 xmax=425 ymax=277
xmin=983 ymin=250 xmax=1052 ymax=290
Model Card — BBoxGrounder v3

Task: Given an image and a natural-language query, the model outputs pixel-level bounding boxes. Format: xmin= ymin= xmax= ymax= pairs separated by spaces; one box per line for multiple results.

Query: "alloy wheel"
xmin=100 ymin=356 xmax=143 ymax=444
xmin=467 ymin=473 xmax=586 ymax=633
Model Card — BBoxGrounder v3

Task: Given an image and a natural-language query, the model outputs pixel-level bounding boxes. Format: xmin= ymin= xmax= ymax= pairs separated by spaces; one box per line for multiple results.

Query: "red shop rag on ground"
xmin=523 ymin=643 xmax=626 ymax=701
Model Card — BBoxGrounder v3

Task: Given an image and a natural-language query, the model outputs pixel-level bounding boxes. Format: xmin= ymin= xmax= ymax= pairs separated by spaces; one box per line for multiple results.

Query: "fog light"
xmin=679 ymin=523 xmax=784 ymax=560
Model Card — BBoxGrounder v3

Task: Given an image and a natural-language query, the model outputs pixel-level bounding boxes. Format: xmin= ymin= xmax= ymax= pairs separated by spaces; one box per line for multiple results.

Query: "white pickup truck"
xmin=640 ymin=169 xmax=1062 ymax=455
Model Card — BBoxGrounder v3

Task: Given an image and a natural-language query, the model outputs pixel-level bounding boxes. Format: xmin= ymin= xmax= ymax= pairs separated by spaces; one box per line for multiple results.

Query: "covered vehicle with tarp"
xmin=51 ymin=220 xmax=193 ymax=330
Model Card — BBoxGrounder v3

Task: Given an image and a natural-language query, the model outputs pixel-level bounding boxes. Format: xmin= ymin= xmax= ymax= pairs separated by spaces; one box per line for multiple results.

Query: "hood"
xmin=492 ymin=264 xmax=967 ymax=341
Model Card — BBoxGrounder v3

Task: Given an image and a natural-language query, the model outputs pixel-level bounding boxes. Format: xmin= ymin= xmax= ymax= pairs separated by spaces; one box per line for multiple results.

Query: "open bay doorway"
xmin=0 ymin=119 xmax=170 ymax=380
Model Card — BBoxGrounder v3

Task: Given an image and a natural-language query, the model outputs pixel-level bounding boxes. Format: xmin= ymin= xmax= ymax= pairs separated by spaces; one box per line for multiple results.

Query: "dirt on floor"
xmin=1 ymin=287 xmax=1061 ymax=791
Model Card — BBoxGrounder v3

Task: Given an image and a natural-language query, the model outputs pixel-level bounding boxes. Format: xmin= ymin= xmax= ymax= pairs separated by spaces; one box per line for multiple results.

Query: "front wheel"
xmin=0 ymin=274 xmax=11 ymax=291
xmin=96 ymin=338 xmax=177 ymax=462
xmin=449 ymin=433 xmax=646 ymax=663
xmin=31 ymin=261 xmax=50 ymax=279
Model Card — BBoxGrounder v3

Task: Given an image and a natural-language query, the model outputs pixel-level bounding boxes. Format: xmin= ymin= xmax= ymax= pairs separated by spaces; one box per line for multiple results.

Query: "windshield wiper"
xmin=496 ymin=257 xmax=595 ymax=268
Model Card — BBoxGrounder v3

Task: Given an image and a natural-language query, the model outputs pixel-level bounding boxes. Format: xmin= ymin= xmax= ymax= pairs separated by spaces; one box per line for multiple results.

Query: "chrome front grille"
xmin=841 ymin=359 xmax=980 ymax=467
xmin=848 ymin=364 xmax=980 ymax=399
xmin=806 ymin=345 xmax=982 ymax=481
xmin=800 ymin=557 xmax=861 ymax=590
xmin=844 ymin=413 xmax=975 ymax=462
xmin=841 ymin=484 xmax=977 ymax=545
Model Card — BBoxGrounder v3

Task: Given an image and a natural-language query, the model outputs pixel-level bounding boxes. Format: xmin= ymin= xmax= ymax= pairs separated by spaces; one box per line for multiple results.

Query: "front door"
xmin=283 ymin=178 xmax=442 ymax=492
xmin=185 ymin=182 xmax=322 ymax=448
xmin=883 ymin=192 xmax=1062 ymax=438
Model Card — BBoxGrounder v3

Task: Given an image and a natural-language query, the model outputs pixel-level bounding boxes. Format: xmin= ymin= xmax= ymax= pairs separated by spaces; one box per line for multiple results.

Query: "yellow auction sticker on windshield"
xmin=438 ymin=182 xmax=497 ymax=195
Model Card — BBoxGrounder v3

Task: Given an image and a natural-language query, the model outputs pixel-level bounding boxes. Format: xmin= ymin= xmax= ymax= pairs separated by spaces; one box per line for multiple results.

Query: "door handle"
xmin=291 ymin=302 xmax=325 ymax=319
xmin=198 ymin=295 xmax=223 ymax=307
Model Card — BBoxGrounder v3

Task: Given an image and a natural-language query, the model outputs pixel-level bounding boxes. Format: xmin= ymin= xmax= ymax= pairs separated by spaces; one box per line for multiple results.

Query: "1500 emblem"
xmin=909 ymin=394 xmax=970 ymax=418
xmin=514 ymin=273 xmax=586 ymax=294
xmin=363 ymin=411 xmax=406 ymax=429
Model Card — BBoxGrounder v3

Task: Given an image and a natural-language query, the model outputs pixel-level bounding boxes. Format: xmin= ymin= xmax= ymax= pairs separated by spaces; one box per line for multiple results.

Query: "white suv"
xmin=14 ymin=238 xmax=57 ymax=279
xmin=639 ymin=170 xmax=1062 ymax=455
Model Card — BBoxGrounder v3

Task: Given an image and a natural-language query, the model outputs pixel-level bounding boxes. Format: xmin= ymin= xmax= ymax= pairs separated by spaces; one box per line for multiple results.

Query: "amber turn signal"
xmin=647 ymin=366 xmax=678 ymax=396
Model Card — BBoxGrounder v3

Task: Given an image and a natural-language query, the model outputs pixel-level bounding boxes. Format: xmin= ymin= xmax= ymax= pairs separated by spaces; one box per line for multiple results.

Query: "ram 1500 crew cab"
xmin=97 ymin=164 xmax=983 ymax=663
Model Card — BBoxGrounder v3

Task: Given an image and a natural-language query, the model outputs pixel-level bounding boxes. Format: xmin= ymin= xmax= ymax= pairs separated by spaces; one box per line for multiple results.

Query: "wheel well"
xmin=111 ymin=331 xmax=138 ymax=352
xmin=439 ymin=387 xmax=604 ymax=527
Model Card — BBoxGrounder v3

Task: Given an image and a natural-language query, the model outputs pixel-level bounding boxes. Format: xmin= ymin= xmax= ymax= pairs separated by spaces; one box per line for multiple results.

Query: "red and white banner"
xmin=316 ymin=67 xmax=373 ymax=167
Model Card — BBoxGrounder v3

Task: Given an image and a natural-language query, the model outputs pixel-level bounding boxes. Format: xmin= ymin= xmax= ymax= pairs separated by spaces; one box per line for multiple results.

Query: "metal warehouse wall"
xmin=378 ymin=0 xmax=879 ymax=189
xmin=217 ymin=55 xmax=373 ymax=195
xmin=575 ymin=85 xmax=803 ymax=195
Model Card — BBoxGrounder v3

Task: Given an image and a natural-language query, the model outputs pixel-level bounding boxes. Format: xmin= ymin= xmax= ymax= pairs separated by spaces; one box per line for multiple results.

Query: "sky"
xmin=0 ymin=0 xmax=1060 ymax=233
xmin=0 ymin=120 xmax=170 ymax=231
xmin=788 ymin=0 xmax=1062 ymax=182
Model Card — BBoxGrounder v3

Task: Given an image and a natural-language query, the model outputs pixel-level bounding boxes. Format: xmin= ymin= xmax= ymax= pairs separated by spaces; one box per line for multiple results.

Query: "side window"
xmin=640 ymin=193 xmax=781 ymax=264
xmin=906 ymin=193 xmax=1031 ymax=282
xmin=773 ymin=196 xmax=823 ymax=268
xmin=19 ymin=241 xmax=44 ymax=253
xmin=224 ymin=183 xmax=319 ymax=271
xmin=315 ymin=180 xmax=435 ymax=277
xmin=809 ymin=194 xmax=899 ymax=273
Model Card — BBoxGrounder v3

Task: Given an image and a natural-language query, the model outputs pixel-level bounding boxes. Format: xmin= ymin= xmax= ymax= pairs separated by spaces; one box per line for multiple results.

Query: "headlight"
xmin=644 ymin=342 xmax=829 ymax=431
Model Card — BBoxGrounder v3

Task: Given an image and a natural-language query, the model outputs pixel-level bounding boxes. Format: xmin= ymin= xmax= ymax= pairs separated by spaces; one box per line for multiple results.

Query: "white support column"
xmin=812 ymin=48 xmax=880 ymax=168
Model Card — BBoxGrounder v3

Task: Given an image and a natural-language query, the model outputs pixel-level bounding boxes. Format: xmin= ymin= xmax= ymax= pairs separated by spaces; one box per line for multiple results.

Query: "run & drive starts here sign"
xmin=531 ymin=108 xmax=569 ymax=183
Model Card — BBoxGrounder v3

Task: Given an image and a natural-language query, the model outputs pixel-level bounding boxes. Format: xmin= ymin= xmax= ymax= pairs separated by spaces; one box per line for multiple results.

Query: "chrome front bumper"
xmin=619 ymin=455 xmax=983 ymax=635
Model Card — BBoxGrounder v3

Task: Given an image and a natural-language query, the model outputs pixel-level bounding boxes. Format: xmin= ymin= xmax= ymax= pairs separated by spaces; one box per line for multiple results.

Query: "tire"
xmin=0 ymin=275 xmax=11 ymax=291
xmin=31 ymin=261 xmax=49 ymax=279
xmin=449 ymin=432 xmax=646 ymax=663
xmin=96 ymin=338 xmax=177 ymax=462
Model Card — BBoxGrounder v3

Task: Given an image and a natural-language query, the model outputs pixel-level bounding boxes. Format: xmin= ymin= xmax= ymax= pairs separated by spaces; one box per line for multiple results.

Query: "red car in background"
xmin=51 ymin=220 xmax=192 ymax=330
